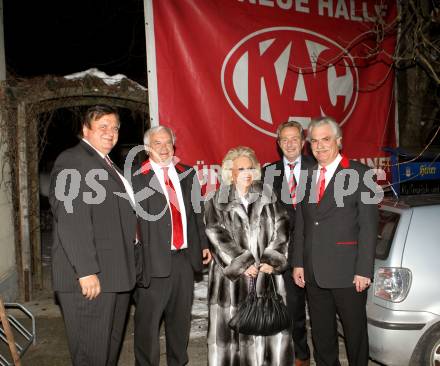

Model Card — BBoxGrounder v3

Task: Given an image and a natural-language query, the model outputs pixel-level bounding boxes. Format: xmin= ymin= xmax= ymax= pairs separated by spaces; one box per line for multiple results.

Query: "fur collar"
xmin=212 ymin=181 xmax=276 ymax=212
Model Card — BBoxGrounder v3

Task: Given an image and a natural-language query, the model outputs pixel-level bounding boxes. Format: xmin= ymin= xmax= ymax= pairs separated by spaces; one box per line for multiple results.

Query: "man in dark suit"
xmin=49 ymin=105 xmax=139 ymax=366
xmin=132 ymin=125 xmax=211 ymax=366
xmin=293 ymin=116 xmax=379 ymax=366
xmin=262 ymin=121 xmax=313 ymax=366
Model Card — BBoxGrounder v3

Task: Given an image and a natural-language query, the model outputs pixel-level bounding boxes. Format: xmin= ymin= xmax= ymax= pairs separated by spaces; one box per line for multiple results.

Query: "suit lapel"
xmin=273 ymin=161 xmax=285 ymax=194
xmin=137 ymin=161 xmax=168 ymax=216
xmin=176 ymin=163 xmax=197 ymax=220
xmin=317 ymin=175 xmax=335 ymax=211
xmin=79 ymin=140 xmax=125 ymax=191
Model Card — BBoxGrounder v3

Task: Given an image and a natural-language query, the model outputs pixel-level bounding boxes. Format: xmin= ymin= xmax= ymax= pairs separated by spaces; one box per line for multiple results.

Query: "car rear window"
xmin=376 ymin=210 xmax=400 ymax=260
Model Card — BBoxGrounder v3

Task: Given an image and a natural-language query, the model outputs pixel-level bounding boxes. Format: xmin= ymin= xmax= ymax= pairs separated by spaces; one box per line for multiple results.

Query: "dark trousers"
xmin=283 ymin=269 xmax=311 ymax=361
xmin=57 ymin=291 xmax=131 ymax=366
xmin=306 ymin=279 xmax=369 ymax=366
xmin=134 ymin=251 xmax=194 ymax=366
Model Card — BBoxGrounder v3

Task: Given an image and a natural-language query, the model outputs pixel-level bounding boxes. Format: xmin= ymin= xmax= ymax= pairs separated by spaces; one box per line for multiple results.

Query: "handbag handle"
xmin=249 ymin=274 xmax=278 ymax=296
xmin=248 ymin=276 xmax=256 ymax=294
xmin=268 ymin=274 xmax=278 ymax=296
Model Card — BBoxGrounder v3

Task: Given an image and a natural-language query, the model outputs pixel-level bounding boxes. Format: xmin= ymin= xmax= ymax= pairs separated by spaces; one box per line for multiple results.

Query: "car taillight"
xmin=374 ymin=267 xmax=412 ymax=302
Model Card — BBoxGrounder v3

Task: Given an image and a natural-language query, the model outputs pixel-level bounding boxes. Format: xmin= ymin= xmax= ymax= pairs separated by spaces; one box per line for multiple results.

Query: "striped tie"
xmin=288 ymin=163 xmax=297 ymax=206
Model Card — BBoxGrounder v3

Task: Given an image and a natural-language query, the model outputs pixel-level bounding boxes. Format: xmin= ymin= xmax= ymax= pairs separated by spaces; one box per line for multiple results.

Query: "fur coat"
xmin=204 ymin=182 xmax=294 ymax=366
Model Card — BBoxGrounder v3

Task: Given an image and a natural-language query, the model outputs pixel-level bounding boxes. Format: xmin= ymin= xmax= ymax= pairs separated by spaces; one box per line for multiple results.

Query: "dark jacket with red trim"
xmin=292 ymin=156 xmax=379 ymax=288
xmin=132 ymin=159 xmax=208 ymax=281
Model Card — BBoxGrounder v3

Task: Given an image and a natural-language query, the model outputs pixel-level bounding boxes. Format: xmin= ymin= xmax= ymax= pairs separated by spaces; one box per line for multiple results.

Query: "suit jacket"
xmin=132 ymin=159 xmax=208 ymax=280
xmin=49 ymin=140 xmax=138 ymax=293
xmin=292 ymin=156 xmax=378 ymax=288
xmin=262 ymin=155 xmax=315 ymax=264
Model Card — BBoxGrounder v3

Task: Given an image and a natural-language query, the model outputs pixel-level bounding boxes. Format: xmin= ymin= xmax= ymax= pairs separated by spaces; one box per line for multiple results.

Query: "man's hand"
xmin=244 ymin=264 xmax=259 ymax=278
xmin=259 ymin=263 xmax=273 ymax=274
xmin=353 ymin=275 xmax=371 ymax=293
xmin=79 ymin=274 xmax=101 ymax=300
xmin=293 ymin=267 xmax=305 ymax=288
xmin=202 ymin=249 xmax=212 ymax=264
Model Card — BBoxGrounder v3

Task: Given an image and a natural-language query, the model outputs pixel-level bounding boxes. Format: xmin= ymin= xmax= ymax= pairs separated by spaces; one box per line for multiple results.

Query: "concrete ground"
xmin=4 ymin=285 xmax=383 ymax=366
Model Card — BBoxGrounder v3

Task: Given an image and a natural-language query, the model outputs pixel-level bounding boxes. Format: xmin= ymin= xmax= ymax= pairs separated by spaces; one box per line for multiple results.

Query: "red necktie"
xmin=317 ymin=166 xmax=327 ymax=203
xmin=288 ymin=163 xmax=297 ymax=206
xmin=162 ymin=167 xmax=184 ymax=250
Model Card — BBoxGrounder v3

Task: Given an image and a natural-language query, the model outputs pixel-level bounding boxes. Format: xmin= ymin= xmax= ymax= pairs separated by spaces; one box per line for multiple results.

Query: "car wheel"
xmin=412 ymin=328 xmax=440 ymax=365
xmin=428 ymin=335 xmax=440 ymax=366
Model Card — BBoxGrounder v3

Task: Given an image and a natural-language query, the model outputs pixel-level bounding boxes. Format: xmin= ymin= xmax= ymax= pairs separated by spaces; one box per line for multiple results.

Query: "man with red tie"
xmin=262 ymin=121 xmax=314 ymax=366
xmin=132 ymin=125 xmax=211 ymax=366
xmin=292 ymin=116 xmax=378 ymax=366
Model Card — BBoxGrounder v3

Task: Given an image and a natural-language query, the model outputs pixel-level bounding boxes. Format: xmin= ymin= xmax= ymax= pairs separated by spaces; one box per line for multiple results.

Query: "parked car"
xmin=367 ymin=194 xmax=440 ymax=366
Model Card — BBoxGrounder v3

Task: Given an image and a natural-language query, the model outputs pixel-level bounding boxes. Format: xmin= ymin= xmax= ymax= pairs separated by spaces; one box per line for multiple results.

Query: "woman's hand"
xmin=244 ymin=264 xmax=259 ymax=277
xmin=259 ymin=263 xmax=273 ymax=274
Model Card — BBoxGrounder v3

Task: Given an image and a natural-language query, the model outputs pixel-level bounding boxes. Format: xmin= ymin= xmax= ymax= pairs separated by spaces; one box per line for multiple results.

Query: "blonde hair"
xmin=221 ymin=146 xmax=261 ymax=185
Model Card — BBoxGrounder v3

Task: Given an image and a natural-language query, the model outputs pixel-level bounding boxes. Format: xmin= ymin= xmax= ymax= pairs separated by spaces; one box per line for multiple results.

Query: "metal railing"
xmin=0 ymin=300 xmax=36 ymax=366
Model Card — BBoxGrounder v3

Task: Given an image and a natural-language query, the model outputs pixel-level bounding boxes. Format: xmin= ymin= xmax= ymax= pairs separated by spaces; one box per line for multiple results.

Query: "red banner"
xmin=145 ymin=0 xmax=397 ymax=174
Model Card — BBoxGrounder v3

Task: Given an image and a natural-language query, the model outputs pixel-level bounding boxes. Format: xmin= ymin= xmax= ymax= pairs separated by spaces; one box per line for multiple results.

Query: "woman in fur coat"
xmin=204 ymin=146 xmax=294 ymax=366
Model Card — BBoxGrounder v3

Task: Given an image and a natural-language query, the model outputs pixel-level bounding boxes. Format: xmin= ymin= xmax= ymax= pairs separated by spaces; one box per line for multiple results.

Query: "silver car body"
xmin=367 ymin=195 xmax=440 ymax=365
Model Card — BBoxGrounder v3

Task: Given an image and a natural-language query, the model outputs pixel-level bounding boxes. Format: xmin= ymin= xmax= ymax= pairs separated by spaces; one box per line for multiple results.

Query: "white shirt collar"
xmin=82 ymin=138 xmax=106 ymax=159
xmin=149 ymin=158 xmax=174 ymax=171
xmin=317 ymin=154 xmax=342 ymax=188
xmin=283 ymin=155 xmax=301 ymax=168
xmin=318 ymin=154 xmax=342 ymax=172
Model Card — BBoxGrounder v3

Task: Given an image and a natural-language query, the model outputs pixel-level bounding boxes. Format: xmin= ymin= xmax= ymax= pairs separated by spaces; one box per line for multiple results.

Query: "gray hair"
xmin=307 ymin=116 xmax=343 ymax=149
xmin=143 ymin=125 xmax=176 ymax=146
xmin=221 ymin=146 xmax=261 ymax=185
xmin=276 ymin=120 xmax=305 ymax=141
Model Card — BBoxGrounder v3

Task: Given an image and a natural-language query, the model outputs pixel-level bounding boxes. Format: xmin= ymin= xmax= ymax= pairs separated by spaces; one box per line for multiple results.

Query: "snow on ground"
xmin=191 ymin=274 xmax=208 ymax=338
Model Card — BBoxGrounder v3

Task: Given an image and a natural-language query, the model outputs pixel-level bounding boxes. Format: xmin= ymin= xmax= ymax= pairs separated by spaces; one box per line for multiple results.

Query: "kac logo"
xmin=221 ymin=27 xmax=359 ymax=136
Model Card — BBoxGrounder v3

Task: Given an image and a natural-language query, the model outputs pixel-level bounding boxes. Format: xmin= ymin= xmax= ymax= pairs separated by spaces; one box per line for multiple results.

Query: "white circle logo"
xmin=221 ymin=27 xmax=359 ymax=136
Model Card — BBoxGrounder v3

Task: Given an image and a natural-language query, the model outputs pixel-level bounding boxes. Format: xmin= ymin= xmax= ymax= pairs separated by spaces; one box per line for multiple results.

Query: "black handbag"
xmin=228 ymin=275 xmax=291 ymax=336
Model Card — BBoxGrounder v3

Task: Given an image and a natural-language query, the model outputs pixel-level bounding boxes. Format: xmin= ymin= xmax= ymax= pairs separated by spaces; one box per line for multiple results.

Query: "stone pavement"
xmin=4 ymin=285 xmax=382 ymax=366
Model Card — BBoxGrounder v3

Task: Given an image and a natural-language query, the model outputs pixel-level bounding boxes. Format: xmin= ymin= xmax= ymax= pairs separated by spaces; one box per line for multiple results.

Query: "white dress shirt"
xmin=150 ymin=159 xmax=188 ymax=250
xmin=316 ymin=154 xmax=343 ymax=189
xmin=283 ymin=155 xmax=302 ymax=184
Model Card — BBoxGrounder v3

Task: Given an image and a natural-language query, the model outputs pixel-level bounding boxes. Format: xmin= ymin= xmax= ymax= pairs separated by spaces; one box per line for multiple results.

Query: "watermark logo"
xmin=53 ymin=145 xmax=383 ymax=220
